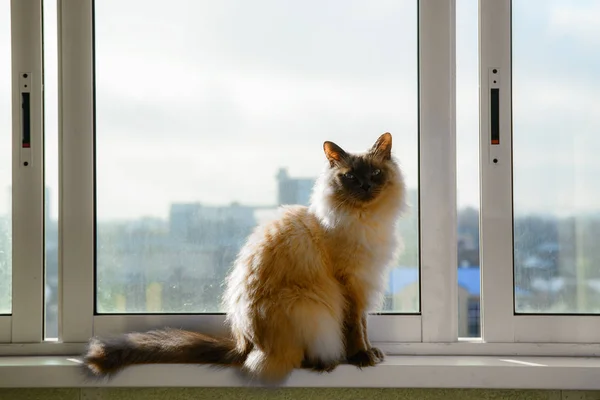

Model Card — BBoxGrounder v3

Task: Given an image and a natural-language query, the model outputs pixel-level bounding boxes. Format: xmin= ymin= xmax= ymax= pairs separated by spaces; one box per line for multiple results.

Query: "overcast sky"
xmin=0 ymin=0 xmax=599 ymax=221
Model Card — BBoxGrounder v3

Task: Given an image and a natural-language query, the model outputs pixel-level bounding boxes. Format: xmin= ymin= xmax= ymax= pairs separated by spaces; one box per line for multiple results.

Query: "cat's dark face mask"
xmin=336 ymin=159 xmax=388 ymax=203
xmin=323 ymin=132 xmax=395 ymax=205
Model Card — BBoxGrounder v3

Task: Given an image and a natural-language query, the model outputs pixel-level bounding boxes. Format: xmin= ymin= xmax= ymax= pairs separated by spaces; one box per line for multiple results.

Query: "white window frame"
xmin=1 ymin=0 xmax=45 ymax=345
xmin=57 ymin=0 xmax=456 ymax=345
xmin=419 ymin=0 xmax=458 ymax=343
xmin=3 ymin=0 xmax=599 ymax=360
xmin=58 ymin=0 xmax=95 ymax=344
xmin=479 ymin=0 xmax=600 ymax=345
xmin=0 ymin=318 xmax=8 ymax=342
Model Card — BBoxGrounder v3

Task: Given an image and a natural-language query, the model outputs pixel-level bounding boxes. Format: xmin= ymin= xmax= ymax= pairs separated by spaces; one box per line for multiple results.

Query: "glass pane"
xmin=456 ymin=0 xmax=480 ymax=337
xmin=0 ymin=0 xmax=12 ymax=315
xmin=513 ymin=0 xmax=600 ymax=313
xmin=95 ymin=0 xmax=419 ymax=314
xmin=43 ymin=0 xmax=59 ymax=339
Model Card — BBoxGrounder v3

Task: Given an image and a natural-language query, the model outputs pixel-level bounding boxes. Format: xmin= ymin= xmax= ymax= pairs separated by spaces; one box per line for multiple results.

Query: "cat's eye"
xmin=372 ymin=169 xmax=381 ymax=176
xmin=344 ymin=172 xmax=355 ymax=179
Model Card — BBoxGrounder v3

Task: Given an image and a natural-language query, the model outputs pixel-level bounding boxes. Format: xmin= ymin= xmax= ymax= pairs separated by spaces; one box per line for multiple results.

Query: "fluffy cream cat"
xmin=83 ymin=132 xmax=405 ymax=383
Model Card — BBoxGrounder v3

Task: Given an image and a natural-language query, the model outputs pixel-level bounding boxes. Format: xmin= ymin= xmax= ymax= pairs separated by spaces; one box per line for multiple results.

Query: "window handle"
xmin=20 ymin=72 xmax=32 ymax=167
xmin=489 ymin=67 xmax=500 ymax=165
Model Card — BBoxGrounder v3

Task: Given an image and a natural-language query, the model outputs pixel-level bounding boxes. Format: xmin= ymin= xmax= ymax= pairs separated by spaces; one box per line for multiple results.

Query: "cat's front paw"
xmin=347 ymin=347 xmax=385 ymax=368
xmin=369 ymin=347 xmax=385 ymax=362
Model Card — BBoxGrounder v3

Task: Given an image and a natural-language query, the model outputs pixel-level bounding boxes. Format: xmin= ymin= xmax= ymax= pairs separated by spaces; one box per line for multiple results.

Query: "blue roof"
xmin=457 ymin=267 xmax=480 ymax=295
xmin=387 ymin=267 xmax=419 ymax=294
xmin=387 ymin=267 xmax=481 ymax=296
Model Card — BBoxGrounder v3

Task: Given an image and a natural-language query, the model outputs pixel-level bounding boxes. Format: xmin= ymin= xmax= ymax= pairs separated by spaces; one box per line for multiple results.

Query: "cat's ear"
xmin=323 ymin=141 xmax=348 ymax=167
xmin=370 ymin=132 xmax=392 ymax=160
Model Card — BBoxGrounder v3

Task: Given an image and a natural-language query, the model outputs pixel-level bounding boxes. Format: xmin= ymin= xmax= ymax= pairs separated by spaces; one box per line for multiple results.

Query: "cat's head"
xmin=321 ymin=132 xmax=404 ymax=210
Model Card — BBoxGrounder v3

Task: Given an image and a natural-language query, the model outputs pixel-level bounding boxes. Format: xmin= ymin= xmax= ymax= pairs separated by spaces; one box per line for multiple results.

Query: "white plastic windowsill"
xmin=1 ymin=355 xmax=600 ymax=389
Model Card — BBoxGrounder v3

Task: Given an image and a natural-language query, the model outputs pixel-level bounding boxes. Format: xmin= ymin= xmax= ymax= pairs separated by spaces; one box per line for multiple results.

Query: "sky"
xmin=0 ymin=0 xmax=599 ymax=221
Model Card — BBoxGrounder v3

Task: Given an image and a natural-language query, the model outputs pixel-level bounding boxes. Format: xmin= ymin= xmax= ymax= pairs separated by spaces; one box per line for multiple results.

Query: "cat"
xmin=82 ymin=132 xmax=406 ymax=383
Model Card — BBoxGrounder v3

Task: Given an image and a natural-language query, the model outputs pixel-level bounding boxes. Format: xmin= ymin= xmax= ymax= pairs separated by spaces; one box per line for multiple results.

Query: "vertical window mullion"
xmin=479 ymin=0 xmax=514 ymax=343
xmin=11 ymin=0 xmax=44 ymax=343
xmin=418 ymin=0 xmax=458 ymax=342
xmin=58 ymin=0 xmax=94 ymax=343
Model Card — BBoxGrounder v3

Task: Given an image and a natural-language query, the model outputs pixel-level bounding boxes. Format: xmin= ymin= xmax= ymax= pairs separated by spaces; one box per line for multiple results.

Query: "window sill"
xmin=1 ymin=355 xmax=600 ymax=389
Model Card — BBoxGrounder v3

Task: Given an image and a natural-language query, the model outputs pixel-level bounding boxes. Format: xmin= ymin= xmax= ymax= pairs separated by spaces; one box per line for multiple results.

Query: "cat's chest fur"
xmin=325 ymin=213 xmax=398 ymax=302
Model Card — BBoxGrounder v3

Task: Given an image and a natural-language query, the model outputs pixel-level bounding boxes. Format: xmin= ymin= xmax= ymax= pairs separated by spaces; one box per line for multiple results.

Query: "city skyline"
xmin=0 ymin=167 xmax=419 ymax=222
xmin=3 ymin=163 xmax=600 ymax=334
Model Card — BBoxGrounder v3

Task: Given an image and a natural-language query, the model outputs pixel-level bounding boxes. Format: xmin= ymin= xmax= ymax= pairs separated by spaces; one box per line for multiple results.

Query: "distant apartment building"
xmin=276 ymin=168 xmax=314 ymax=206
xmin=169 ymin=202 xmax=256 ymax=245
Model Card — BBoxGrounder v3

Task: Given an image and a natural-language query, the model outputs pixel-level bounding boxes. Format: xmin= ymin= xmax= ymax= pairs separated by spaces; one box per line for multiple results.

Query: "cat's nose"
xmin=361 ymin=183 xmax=371 ymax=192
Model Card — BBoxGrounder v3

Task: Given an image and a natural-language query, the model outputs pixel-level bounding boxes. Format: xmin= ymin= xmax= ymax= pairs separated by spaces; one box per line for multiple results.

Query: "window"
xmin=43 ymin=0 xmax=59 ymax=340
xmin=467 ymin=299 xmax=480 ymax=337
xmin=94 ymin=0 xmax=420 ymax=314
xmin=456 ymin=0 xmax=480 ymax=338
xmin=0 ymin=0 xmax=11 ymax=316
xmin=513 ymin=0 xmax=600 ymax=315
xmin=5 ymin=1 xmax=600 ymax=381
xmin=480 ymin=0 xmax=600 ymax=344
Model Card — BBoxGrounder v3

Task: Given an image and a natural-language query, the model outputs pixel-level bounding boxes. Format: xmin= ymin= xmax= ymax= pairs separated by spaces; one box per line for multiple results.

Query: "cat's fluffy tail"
xmin=82 ymin=328 xmax=244 ymax=378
